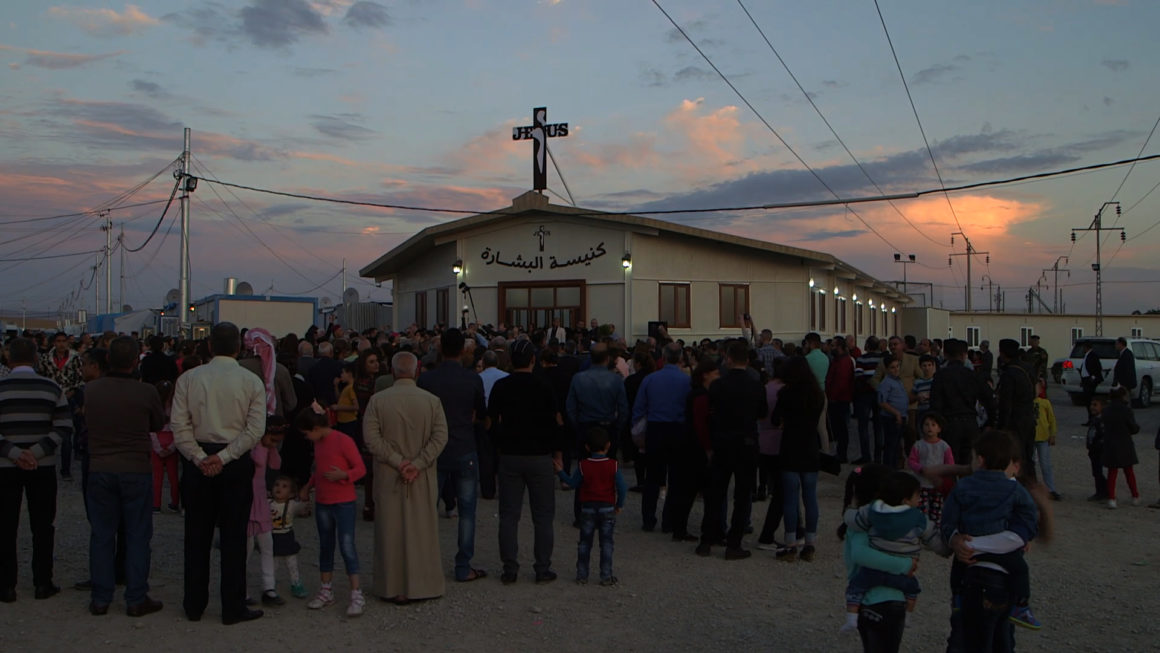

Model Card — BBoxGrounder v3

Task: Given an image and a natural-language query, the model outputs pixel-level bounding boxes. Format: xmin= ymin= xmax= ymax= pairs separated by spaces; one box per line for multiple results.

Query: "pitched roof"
xmin=359 ymin=192 xmax=909 ymax=302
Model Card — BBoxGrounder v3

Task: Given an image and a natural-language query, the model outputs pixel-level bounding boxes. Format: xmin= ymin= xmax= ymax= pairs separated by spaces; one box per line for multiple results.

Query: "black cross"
xmin=533 ymin=225 xmax=551 ymax=251
xmin=512 ymin=107 xmax=568 ymax=191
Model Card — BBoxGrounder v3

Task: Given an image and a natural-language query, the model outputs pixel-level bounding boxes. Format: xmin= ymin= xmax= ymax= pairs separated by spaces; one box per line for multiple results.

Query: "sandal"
xmin=458 ymin=568 xmax=487 ymax=583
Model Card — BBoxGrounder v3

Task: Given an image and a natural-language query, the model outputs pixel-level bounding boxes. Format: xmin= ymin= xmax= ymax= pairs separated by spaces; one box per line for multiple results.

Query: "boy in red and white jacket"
xmin=555 ymin=427 xmax=627 ymax=586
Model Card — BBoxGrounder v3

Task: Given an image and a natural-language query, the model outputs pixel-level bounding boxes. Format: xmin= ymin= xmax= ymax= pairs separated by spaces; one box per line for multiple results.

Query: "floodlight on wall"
xmin=869 ymin=299 xmax=875 ymax=307
xmin=621 ymin=253 xmax=632 ymax=269
xmin=852 ymin=293 xmax=858 ymax=302
xmin=891 ymin=307 xmax=896 ymax=314
xmin=452 ymin=259 xmax=463 ymax=275
xmin=833 ymin=287 xmax=839 ymax=296
xmin=808 ymin=278 xmax=815 ymax=288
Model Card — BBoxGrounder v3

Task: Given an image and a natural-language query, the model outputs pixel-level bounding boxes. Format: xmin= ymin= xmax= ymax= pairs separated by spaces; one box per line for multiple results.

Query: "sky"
xmin=3 ymin=0 xmax=1160 ymax=321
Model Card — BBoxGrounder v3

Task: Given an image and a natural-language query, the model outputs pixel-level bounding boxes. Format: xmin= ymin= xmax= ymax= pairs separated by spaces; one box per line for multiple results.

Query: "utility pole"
xmin=1033 ymin=275 xmax=1053 ymax=314
xmin=177 ymin=127 xmax=192 ymax=336
xmin=93 ymin=254 xmax=100 ymax=315
xmin=1072 ymin=202 xmax=1124 ymax=336
xmin=949 ymin=232 xmax=990 ymax=312
xmin=118 ymin=223 xmax=125 ymax=312
xmin=342 ymin=258 xmax=347 ymax=296
xmin=100 ymin=211 xmax=112 ymax=315
xmin=980 ymin=274 xmax=995 ymax=312
xmin=893 ymin=253 xmax=916 ymax=294
xmin=1043 ymin=256 xmax=1070 ymax=314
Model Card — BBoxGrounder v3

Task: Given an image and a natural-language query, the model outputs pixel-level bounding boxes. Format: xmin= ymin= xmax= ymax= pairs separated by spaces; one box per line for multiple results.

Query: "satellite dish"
xmin=343 ymin=287 xmax=360 ymax=305
xmin=121 ymin=304 xmax=133 ymax=313
xmin=321 ymin=297 xmax=332 ymax=307
xmin=165 ymin=288 xmax=180 ymax=305
xmin=236 ymin=281 xmax=254 ymax=296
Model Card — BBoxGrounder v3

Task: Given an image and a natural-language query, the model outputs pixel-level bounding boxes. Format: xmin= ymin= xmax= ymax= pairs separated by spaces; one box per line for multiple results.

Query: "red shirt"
xmin=578 ymin=455 xmax=618 ymax=505
xmin=310 ymin=429 xmax=366 ymax=505
xmin=826 ymin=353 xmax=855 ymax=403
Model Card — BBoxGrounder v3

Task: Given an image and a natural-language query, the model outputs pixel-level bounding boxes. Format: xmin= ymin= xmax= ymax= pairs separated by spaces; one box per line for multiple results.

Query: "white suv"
xmin=1060 ymin=337 xmax=1160 ymax=408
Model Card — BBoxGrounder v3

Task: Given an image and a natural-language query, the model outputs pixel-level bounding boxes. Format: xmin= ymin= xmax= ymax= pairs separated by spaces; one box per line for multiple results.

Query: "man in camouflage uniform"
xmin=1023 ymin=334 xmax=1048 ymax=383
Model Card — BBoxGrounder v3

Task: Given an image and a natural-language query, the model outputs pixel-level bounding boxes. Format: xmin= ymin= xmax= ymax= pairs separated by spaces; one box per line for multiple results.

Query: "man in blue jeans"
xmin=83 ymin=336 xmax=166 ymax=616
xmin=632 ymin=343 xmax=690 ymax=534
xmin=419 ymin=328 xmax=487 ymax=582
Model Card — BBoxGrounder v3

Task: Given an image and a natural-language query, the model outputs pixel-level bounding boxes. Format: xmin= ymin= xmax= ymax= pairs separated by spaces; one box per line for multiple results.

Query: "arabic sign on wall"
xmin=473 ymin=223 xmax=615 ymax=276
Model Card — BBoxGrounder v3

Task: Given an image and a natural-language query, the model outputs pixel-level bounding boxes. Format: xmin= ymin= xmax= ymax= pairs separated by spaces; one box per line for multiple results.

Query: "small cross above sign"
xmin=512 ymin=107 xmax=568 ymax=192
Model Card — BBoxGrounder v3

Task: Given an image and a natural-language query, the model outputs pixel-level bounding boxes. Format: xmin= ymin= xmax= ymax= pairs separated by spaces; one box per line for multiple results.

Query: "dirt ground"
xmin=4 ymin=384 xmax=1160 ymax=652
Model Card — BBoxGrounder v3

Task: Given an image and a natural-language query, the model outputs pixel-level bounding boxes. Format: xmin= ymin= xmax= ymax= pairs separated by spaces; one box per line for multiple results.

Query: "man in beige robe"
xmin=363 ymin=351 xmax=448 ymax=602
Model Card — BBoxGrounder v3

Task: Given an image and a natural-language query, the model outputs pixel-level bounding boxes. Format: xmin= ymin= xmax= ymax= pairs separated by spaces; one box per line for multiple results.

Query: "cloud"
xmin=820 ymin=80 xmax=845 ymax=89
xmin=1101 ymin=59 xmax=1129 ymax=72
xmin=673 ymin=65 xmax=714 ymax=83
xmin=310 ymin=114 xmax=377 ymax=140
xmin=343 ymin=1 xmax=390 ymax=28
xmin=798 ymin=229 xmax=866 ymax=241
xmin=639 ymin=67 xmax=667 ymax=88
xmin=240 ymin=0 xmax=328 ymax=47
xmin=293 ymin=66 xmax=338 ymax=77
xmin=666 ymin=21 xmax=707 ymax=43
xmin=162 ymin=4 xmax=236 ymax=46
xmin=43 ymin=97 xmax=279 ymax=160
xmin=956 ymin=152 xmax=1081 ymax=174
xmin=0 ymin=44 xmax=124 ymax=70
xmin=48 ymin=4 xmax=159 ymax=37
xmin=910 ymin=63 xmax=960 ymax=86
xmin=130 ymin=79 xmax=168 ymax=98
xmin=1104 ymin=96 xmax=1114 ymax=107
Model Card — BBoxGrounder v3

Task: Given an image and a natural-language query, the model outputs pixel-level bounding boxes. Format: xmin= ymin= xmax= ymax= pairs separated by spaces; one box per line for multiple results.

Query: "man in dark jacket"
xmin=695 ymin=340 xmax=767 ymax=561
xmin=996 ymin=339 xmax=1038 ymax=482
xmin=1079 ymin=341 xmax=1103 ymax=426
xmin=139 ymin=336 xmax=178 ymax=385
xmin=1113 ymin=337 xmax=1137 ymax=394
xmin=931 ymin=339 xmax=995 ymax=465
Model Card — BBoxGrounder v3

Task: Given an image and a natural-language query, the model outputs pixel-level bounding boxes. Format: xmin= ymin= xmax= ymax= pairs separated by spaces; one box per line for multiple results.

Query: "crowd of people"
xmin=0 ymin=317 xmax=1152 ymax=651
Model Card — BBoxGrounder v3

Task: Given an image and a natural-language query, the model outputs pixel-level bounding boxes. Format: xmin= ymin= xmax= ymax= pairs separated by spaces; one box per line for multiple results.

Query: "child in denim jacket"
xmin=940 ymin=430 xmax=1041 ymax=630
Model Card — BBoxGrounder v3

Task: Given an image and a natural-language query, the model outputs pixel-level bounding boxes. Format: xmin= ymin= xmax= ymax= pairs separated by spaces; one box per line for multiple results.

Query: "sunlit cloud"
xmin=48 ymin=4 xmax=160 ymax=37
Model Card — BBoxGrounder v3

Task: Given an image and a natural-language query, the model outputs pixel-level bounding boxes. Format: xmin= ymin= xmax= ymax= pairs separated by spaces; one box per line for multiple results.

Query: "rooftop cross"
xmin=512 ymin=107 xmax=568 ymax=192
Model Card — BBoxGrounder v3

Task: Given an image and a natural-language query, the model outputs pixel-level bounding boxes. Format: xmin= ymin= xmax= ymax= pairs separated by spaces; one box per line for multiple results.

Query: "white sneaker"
xmin=1108 ymin=499 xmax=1118 ymax=509
xmin=346 ymin=590 xmax=365 ymax=617
xmin=307 ymin=587 xmax=335 ymax=609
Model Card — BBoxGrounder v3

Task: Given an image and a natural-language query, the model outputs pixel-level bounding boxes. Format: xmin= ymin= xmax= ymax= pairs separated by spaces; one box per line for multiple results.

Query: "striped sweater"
xmin=0 ymin=368 xmax=73 ymax=468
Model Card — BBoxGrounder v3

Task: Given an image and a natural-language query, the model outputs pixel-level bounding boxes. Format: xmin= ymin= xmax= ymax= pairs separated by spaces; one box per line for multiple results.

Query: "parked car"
xmin=1059 ymin=337 xmax=1160 ymax=408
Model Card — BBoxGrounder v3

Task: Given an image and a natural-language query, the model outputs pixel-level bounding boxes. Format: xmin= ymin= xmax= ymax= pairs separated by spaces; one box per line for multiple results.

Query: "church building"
xmin=360 ymin=191 xmax=908 ymax=343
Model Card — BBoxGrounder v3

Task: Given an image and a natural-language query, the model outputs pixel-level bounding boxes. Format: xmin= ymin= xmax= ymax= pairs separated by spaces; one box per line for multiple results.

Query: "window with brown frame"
xmin=818 ymin=291 xmax=826 ymax=332
xmin=719 ymin=284 xmax=749 ymax=328
xmin=659 ymin=283 xmax=690 ymax=328
xmin=436 ymin=287 xmax=449 ymax=327
xmin=839 ymin=297 xmax=847 ymax=333
xmin=810 ymin=291 xmax=817 ymax=330
xmin=415 ymin=291 xmax=427 ymax=328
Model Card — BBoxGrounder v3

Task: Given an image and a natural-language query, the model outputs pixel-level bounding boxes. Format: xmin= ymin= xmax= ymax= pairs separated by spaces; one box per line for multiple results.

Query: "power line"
xmin=0 ymin=248 xmax=105 ymax=263
xmin=649 ymin=0 xmax=905 ymax=254
xmin=735 ymin=0 xmax=947 ymax=249
xmin=872 ymin=0 xmax=966 ymax=236
xmin=199 ymin=178 xmax=484 ymax=215
xmin=0 ymin=198 xmax=174 ymax=226
xmin=121 ymin=179 xmax=181 ymax=253
xmin=194 ymin=152 xmax=1160 ymax=219
xmin=271 ymin=269 xmax=345 ymax=296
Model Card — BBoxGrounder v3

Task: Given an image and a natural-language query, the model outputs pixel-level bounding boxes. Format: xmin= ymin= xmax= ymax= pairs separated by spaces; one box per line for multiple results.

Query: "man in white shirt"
xmin=172 ymin=322 xmax=267 ymax=626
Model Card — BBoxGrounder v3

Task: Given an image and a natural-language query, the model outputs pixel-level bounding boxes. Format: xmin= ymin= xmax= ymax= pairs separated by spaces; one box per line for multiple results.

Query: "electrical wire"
xmin=649 ymin=0 xmax=904 ymax=254
xmin=0 ymin=198 xmax=173 ymax=226
xmin=873 ymin=0 xmax=965 ymax=236
xmin=0 ymin=249 xmax=105 ymax=263
xmin=121 ymin=179 xmax=181 ymax=253
xmin=271 ymin=269 xmax=344 ymax=296
xmin=192 ymin=152 xmax=1160 ymax=219
xmin=735 ymin=0 xmax=947 ymax=249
